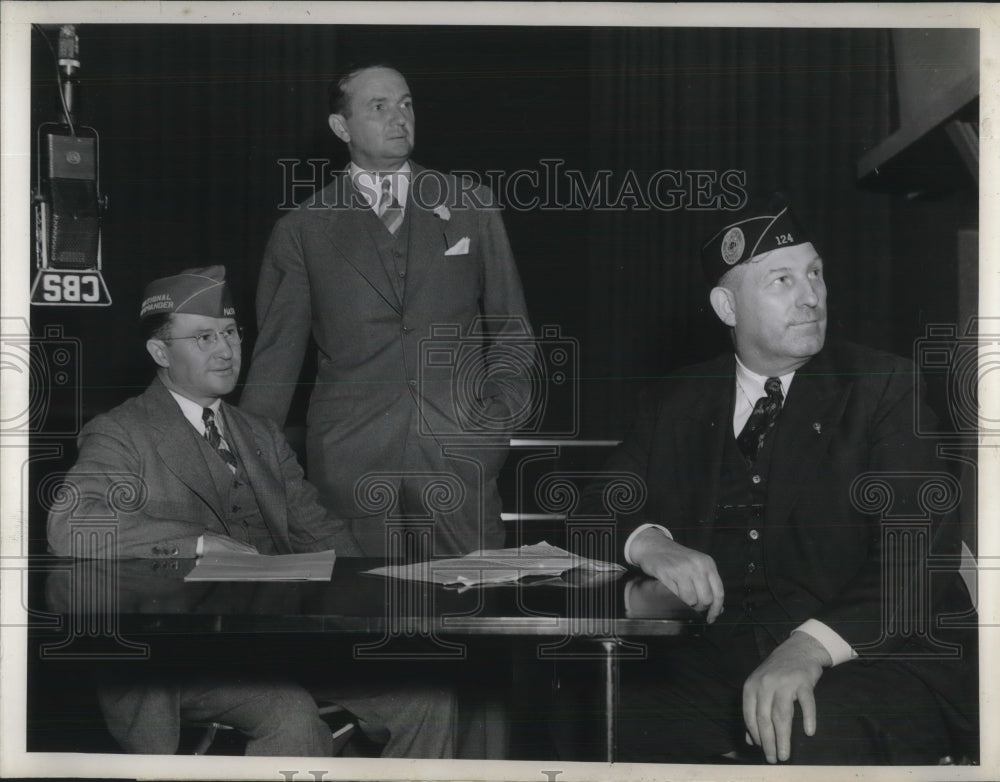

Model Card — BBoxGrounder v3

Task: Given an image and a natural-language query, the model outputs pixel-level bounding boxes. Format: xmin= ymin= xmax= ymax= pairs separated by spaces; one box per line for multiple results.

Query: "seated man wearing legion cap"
xmin=580 ymin=198 xmax=977 ymax=764
xmin=47 ymin=266 xmax=457 ymax=757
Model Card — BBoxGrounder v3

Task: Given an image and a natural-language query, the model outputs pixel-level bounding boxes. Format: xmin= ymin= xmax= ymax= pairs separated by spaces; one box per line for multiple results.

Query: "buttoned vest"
xmin=709 ymin=422 xmax=785 ymax=654
xmin=194 ymin=425 xmax=276 ymax=553
xmin=371 ymin=200 xmax=411 ymax=301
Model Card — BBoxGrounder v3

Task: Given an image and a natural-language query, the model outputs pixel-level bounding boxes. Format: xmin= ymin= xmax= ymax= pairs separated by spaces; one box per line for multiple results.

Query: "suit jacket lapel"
xmin=319 ymin=171 xmax=402 ymax=314
xmin=674 ymin=355 xmax=734 ymax=550
xmin=219 ymin=404 xmax=293 ymax=553
xmin=403 ymin=163 xmax=450 ymax=307
xmin=145 ymin=380 xmax=226 ymax=523
xmin=767 ymin=348 xmax=850 ymax=527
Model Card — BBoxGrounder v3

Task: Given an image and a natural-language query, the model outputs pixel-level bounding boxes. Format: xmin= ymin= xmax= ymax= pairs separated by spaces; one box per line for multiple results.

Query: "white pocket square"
xmin=444 ymin=237 xmax=470 ymax=256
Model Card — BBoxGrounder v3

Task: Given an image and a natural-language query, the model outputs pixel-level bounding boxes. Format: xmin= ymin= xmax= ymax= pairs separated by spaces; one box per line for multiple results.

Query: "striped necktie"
xmin=378 ymin=177 xmax=404 ymax=234
xmin=736 ymin=376 xmax=784 ymax=463
xmin=202 ymin=407 xmax=238 ymax=473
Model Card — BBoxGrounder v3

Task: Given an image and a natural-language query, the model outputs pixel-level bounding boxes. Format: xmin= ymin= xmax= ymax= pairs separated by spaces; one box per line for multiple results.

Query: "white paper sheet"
xmin=184 ymin=548 xmax=337 ymax=581
xmin=365 ymin=541 xmax=625 ymax=587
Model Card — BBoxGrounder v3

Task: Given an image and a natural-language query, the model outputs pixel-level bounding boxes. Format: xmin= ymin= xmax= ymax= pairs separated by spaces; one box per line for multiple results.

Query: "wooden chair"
xmin=188 ymin=702 xmax=357 ymax=756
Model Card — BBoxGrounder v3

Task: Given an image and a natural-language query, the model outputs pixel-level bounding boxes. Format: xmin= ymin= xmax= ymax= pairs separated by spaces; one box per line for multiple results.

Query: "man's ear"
xmin=328 ymin=113 xmax=350 ymax=144
xmin=146 ymin=339 xmax=170 ymax=369
xmin=709 ymin=286 xmax=737 ymax=328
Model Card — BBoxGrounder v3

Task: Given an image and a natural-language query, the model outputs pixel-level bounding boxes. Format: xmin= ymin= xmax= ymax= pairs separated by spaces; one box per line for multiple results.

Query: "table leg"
xmin=599 ymin=638 xmax=618 ymax=762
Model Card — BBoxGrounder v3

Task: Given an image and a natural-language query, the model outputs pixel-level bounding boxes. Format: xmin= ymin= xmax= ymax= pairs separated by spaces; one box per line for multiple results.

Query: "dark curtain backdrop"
xmin=23 ymin=25 xmax=977 ymax=759
xmin=28 ymin=25 xmax=973 ymax=551
xmin=584 ymin=27 xmax=896 ymax=438
xmin=29 ymin=24 xmax=595 ymax=428
xmin=31 ymin=24 xmax=347 ymax=421
xmin=27 ymin=24 xmax=596 ymax=553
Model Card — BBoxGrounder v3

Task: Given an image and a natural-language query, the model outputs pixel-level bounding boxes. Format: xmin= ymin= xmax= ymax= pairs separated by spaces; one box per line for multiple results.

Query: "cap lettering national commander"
xmin=139 ymin=265 xmax=236 ymax=320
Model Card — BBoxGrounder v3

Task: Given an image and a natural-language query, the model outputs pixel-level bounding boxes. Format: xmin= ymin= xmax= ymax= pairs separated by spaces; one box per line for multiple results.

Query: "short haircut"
xmin=328 ymin=62 xmax=401 ymax=117
xmin=715 ymin=261 xmax=748 ymax=293
xmin=142 ymin=312 xmax=173 ymax=343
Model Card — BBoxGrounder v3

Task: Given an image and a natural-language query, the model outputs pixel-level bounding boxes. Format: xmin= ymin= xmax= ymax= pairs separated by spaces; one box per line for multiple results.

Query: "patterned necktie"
xmin=378 ymin=177 xmax=404 ymax=234
xmin=737 ymin=376 xmax=784 ymax=463
xmin=202 ymin=407 xmax=238 ymax=473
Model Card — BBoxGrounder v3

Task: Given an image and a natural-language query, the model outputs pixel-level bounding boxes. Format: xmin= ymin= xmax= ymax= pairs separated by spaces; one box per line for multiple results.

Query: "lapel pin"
xmin=812 ymin=422 xmax=822 ymax=434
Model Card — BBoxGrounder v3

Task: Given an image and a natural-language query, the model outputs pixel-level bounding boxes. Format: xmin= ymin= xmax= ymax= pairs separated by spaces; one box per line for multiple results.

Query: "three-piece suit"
xmin=241 ymin=164 xmax=533 ymax=557
xmin=585 ymin=340 xmax=977 ymax=763
xmin=46 ymin=378 xmax=456 ymax=757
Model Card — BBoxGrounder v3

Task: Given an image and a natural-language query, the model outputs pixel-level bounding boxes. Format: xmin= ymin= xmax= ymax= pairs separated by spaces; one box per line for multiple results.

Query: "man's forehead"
xmin=346 ymin=68 xmax=410 ymax=100
xmin=171 ymin=313 xmax=236 ymax=331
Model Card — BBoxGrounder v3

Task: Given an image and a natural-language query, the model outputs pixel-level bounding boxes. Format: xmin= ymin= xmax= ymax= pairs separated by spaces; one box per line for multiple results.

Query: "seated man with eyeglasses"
xmin=47 ymin=265 xmax=457 ymax=758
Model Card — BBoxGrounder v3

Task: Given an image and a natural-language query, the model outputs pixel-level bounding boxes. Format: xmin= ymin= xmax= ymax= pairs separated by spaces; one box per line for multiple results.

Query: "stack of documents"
xmin=365 ymin=541 xmax=624 ymax=588
xmin=184 ymin=549 xmax=337 ymax=582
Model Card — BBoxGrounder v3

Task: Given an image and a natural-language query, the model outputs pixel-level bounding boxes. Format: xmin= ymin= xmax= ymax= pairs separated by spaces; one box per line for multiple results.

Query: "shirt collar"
xmin=167 ymin=389 xmax=223 ymax=435
xmin=349 ymin=161 xmax=411 ymax=210
xmin=734 ymin=354 xmax=796 ymax=402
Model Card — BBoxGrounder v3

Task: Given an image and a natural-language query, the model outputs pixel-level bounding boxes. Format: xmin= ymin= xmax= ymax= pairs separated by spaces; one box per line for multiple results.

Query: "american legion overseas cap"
xmin=700 ymin=197 xmax=810 ymax=284
xmin=139 ymin=265 xmax=236 ymax=320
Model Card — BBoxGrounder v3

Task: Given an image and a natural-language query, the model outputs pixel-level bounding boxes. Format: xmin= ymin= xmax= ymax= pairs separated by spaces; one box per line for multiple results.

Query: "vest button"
xmin=409 ymin=379 xmax=417 ymax=387
xmin=231 ymin=505 xmax=240 ymax=512
xmin=748 ymin=529 xmax=760 ymax=540
xmin=751 ymin=474 xmax=762 ymax=484
xmin=398 ymin=269 xmax=406 ymax=277
xmin=747 ymin=562 xmax=756 ymax=573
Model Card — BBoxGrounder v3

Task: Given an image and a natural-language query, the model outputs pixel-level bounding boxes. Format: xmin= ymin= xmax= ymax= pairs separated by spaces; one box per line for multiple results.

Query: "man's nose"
xmin=389 ymin=105 xmax=409 ymax=126
xmin=214 ymin=334 xmax=234 ymax=358
xmin=798 ymin=279 xmax=820 ymax=307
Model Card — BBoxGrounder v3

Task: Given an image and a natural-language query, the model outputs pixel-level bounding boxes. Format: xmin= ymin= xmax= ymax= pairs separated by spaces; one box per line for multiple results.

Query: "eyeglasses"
xmin=161 ymin=325 xmax=244 ymax=352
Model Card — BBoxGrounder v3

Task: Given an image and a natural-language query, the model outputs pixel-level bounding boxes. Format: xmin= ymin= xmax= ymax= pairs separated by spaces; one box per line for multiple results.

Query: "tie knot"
xmin=764 ymin=377 xmax=783 ymax=402
xmin=202 ymin=407 xmax=215 ymax=424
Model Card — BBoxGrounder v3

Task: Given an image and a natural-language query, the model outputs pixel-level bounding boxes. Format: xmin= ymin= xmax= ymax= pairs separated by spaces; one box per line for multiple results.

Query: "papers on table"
xmin=365 ymin=541 xmax=625 ymax=589
xmin=184 ymin=549 xmax=337 ymax=582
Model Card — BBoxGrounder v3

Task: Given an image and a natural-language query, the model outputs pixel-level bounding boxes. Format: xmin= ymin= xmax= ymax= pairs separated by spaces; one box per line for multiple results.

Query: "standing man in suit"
xmin=47 ymin=266 xmax=457 ymax=757
xmin=241 ymin=64 xmax=534 ymax=558
xmin=583 ymin=200 xmax=976 ymax=764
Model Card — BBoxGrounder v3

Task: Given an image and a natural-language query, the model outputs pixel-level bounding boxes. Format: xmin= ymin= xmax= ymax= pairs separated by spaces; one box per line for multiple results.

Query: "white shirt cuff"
xmin=624 ymin=523 xmax=673 ymax=566
xmin=195 ymin=534 xmax=205 ymax=557
xmin=794 ymin=619 xmax=857 ymax=666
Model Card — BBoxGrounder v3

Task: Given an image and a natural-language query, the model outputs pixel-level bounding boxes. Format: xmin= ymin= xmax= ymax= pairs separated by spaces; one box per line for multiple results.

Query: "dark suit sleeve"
xmin=46 ymin=416 xmax=205 ymax=559
xmin=263 ymin=417 xmax=364 ymax=557
xmin=241 ymin=215 xmax=313 ymax=425
xmin=578 ymin=391 xmax=662 ymax=563
xmin=472 ymin=185 xmax=536 ymax=426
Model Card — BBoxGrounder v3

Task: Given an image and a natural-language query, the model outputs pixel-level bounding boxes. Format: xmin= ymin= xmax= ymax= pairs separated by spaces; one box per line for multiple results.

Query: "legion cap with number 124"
xmin=700 ymin=197 xmax=811 ymax=284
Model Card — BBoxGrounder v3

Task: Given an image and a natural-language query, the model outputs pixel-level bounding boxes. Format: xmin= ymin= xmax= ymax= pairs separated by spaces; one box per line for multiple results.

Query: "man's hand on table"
xmin=630 ymin=527 xmax=725 ymax=623
xmin=742 ymin=630 xmax=833 ymax=763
